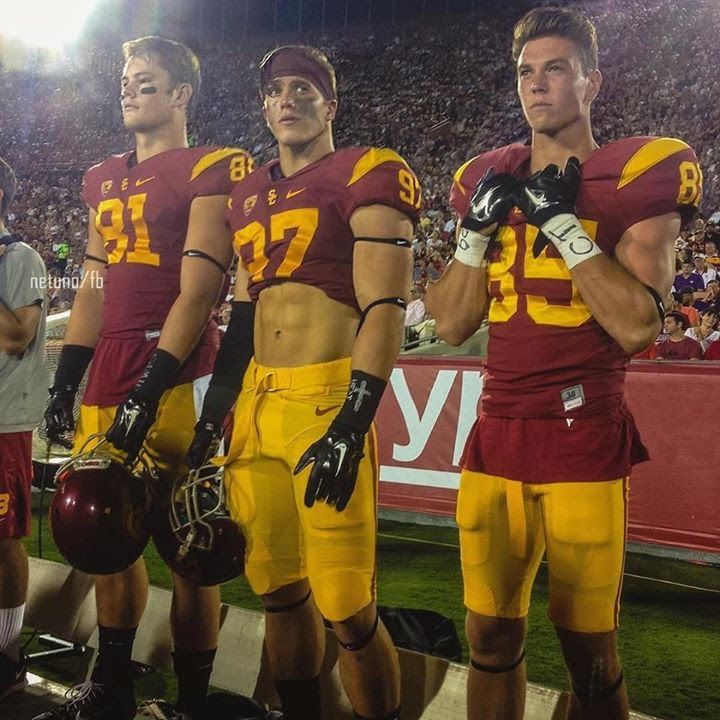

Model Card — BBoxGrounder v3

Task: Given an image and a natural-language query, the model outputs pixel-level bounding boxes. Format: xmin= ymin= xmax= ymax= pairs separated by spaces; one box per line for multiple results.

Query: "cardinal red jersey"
xmin=451 ymin=137 xmax=701 ymax=420
xmin=81 ymin=146 xmax=253 ymax=405
xmin=227 ymin=147 xmax=422 ymax=309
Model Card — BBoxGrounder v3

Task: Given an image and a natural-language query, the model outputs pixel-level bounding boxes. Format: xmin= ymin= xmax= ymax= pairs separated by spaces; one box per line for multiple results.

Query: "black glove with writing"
xmin=106 ymin=397 xmax=159 ymax=464
xmin=295 ymin=420 xmax=365 ymax=512
xmin=106 ymin=349 xmax=180 ymax=463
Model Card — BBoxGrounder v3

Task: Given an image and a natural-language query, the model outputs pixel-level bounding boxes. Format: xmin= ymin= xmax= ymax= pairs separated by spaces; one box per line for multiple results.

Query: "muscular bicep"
xmin=350 ymin=204 xmax=414 ymax=309
xmin=614 ymin=212 xmax=681 ymax=297
xmin=183 ymin=195 xmax=234 ymax=271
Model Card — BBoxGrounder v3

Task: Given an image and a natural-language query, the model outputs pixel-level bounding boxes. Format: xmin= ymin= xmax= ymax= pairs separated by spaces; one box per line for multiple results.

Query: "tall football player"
xmin=427 ymin=7 xmax=701 ymax=720
xmin=187 ymin=46 xmax=420 ymax=720
xmin=42 ymin=37 xmax=252 ymax=720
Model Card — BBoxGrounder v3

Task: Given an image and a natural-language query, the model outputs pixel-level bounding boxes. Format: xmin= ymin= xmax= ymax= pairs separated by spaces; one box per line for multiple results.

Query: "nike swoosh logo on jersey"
xmin=315 ymin=405 xmax=340 ymax=416
xmin=136 ymin=176 xmax=156 ymax=186
xmin=286 ymin=188 xmax=306 ymax=199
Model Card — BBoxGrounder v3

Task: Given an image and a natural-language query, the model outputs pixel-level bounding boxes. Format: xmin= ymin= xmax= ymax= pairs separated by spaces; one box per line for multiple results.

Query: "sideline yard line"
xmin=378 ymin=532 xmax=720 ymax=594
xmin=378 ymin=531 xmax=460 ymax=550
xmin=622 ymin=571 xmax=720 ymax=594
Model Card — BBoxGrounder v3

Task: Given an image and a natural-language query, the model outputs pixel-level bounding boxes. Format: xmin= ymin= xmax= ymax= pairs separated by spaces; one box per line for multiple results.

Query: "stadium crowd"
xmin=1 ymin=0 xmax=719 ymax=355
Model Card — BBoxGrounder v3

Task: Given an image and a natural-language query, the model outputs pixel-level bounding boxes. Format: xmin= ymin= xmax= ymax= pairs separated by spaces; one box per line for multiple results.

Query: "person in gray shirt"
xmin=0 ymin=155 xmax=47 ymax=701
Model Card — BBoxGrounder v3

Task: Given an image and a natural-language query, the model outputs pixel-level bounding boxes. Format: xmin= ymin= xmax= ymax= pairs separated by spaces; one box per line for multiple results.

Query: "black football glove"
xmin=106 ymin=397 xmax=159 ymax=464
xmin=185 ymin=419 xmax=223 ymax=470
xmin=462 ymin=168 xmax=522 ymax=234
xmin=44 ymin=389 xmax=76 ymax=449
xmin=294 ymin=420 xmax=365 ymax=512
xmin=518 ymin=156 xmax=582 ymax=257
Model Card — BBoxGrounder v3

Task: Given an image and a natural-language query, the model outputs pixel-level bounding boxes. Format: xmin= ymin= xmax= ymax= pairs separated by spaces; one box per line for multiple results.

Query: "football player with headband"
xmin=186 ymin=45 xmax=421 ymax=720
xmin=427 ymin=7 xmax=701 ymax=720
xmin=41 ymin=36 xmax=253 ymax=720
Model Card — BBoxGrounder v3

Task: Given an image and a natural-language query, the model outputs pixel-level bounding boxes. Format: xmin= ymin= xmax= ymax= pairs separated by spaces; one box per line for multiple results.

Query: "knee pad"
xmin=470 ymin=649 xmax=525 ymax=674
xmin=573 ymin=670 xmax=624 ymax=704
xmin=338 ymin=612 xmax=379 ymax=652
xmin=264 ymin=589 xmax=312 ymax=614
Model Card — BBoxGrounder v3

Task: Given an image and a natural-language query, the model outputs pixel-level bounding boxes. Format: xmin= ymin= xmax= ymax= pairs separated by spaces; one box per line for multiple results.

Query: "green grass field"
xmin=22 ymin=502 xmax=720 ymax=720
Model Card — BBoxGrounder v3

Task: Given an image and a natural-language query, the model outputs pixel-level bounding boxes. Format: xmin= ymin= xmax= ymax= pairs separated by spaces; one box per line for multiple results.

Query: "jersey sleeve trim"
xmin=346 ymin=148 xmax=410 ymax=187
xmin=190 ymin=148 xmax=249 ymax=182
xmin=617 ymin=138 xmax=691 ymax=190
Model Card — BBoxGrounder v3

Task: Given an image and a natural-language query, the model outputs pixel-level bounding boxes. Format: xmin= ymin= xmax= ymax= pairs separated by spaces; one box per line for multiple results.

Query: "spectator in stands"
xmin=656 ymin=312 xmax=703 ymax=359
xmin=0 ymin=156 xmax=47 ymax=700
xmin=693 ymin=253 xmax=717 ymax=286
xmin=404 ymin=285 xmax=427 ymax=344
xmin=676 ymin=287 xmax=700 ymax=327
xmin=694 ymin=278 xmax=720 ymax=313
xmin=218 ymin=302 xmax=232 ymax=333
xmin=705 ymin=240 xmax=720 ymax=268
xmin=51 ymin=239 xmax=70 ymax=276
xmin=673 ymin=260 xmax=704 ymax=292
xmin=685 ymin=309 xmax=720 ymax=351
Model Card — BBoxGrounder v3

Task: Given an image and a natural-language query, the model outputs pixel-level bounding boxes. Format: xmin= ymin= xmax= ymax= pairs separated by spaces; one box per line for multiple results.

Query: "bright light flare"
xmin=2 ymin=0 xmax=98 ymax=49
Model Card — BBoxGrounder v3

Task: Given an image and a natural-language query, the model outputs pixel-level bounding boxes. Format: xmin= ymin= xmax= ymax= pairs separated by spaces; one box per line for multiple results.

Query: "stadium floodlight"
xmin=2 ymin=0 xmax=98 ymax=49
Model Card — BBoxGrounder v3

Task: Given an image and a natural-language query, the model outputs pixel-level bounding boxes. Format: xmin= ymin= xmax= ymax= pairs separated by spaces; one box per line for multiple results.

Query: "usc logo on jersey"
xmin=244 ymin=195 xmax=258 ymax=217
xmin=267 ymin=189 xmax=278 ymax=206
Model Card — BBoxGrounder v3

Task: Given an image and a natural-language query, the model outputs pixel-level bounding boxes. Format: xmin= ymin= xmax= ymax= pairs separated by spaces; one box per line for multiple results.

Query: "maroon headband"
xmin=259 ymin=46 xmax=336 ymax=100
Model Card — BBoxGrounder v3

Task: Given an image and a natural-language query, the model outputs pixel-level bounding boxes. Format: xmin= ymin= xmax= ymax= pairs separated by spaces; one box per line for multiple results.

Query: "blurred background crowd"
xmin=2 ymin=0 xmax=719 ymax=356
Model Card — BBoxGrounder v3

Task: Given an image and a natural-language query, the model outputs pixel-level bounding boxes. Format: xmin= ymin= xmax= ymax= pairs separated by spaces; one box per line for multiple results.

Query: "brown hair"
xmin=665 ymin=311 xmax=688 ymax=330
xmin=0 ymin=156 xmax=17 ymax=215
xmin=122 ymin=36 xmax=201 ymax=112
xmin=512 ymin=7 xmax=598 ymax=75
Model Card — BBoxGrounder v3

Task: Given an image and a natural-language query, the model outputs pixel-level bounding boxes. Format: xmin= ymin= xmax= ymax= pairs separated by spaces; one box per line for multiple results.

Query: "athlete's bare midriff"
xmin=254 ymin=282 xmax=359 ymax=367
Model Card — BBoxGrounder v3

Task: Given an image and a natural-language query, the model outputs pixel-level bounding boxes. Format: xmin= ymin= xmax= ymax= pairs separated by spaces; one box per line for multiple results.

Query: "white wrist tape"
xmin=454 ymin=227 xmax=491 ymax=268
xmin=541 ymin=214 xmax=603 ymax=270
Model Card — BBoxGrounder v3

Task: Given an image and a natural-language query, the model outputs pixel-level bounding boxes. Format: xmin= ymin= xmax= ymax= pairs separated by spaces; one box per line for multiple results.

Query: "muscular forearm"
xmin=157 ymin=290 xmax=218 ymax=363
xmin=351 ymin=305 xmax=405 ymax=381
xmin=571 ymin=254 xmax=662 ymax=353
xmin=64 ymin=286 xmax=104 ymax=348
xmin=426 ymin=260 xmax=489 ymax=345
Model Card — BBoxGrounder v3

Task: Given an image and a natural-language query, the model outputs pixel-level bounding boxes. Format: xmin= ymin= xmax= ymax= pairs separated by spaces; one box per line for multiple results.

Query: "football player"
xmin=41 ymin=37 xmax=252 ymax=720
xmin=426 ymin=8 xmax=701 ymax=720
xmin=186 ymin=46 xmax=420 ymax=720
xmin=0 ymin=156 xmax=47 ymax=703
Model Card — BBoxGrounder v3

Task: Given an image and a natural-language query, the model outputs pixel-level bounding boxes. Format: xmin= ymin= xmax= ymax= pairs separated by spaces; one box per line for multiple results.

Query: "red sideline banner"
xmin=376 ymin=357 xmax=720 ymax=556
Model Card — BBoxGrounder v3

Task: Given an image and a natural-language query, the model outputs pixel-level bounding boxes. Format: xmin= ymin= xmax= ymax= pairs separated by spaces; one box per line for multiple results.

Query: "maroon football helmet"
xmin=152 ymin=463 xmax=245 ymax=586
xmin=50 ymin=436 xmax=156 ymax=575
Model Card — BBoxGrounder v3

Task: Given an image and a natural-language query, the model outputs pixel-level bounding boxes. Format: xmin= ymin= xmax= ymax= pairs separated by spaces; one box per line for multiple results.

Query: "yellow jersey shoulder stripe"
xmin=191 ymin=147 xmax=248 ymax=182
xmin=617 ymin=138 xmax=691 ymax=190
xmin=347 ymin=148 xmax=410 ymax=187
xmin=452 ymin=157 xmax=477 ymax=198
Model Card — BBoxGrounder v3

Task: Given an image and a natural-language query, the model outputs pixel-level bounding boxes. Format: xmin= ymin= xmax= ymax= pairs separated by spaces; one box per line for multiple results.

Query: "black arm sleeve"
xmin=199 ymin=301 xmax=255 ymax=425
xmin=52 ymin=344 xmax=95 ymax=392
